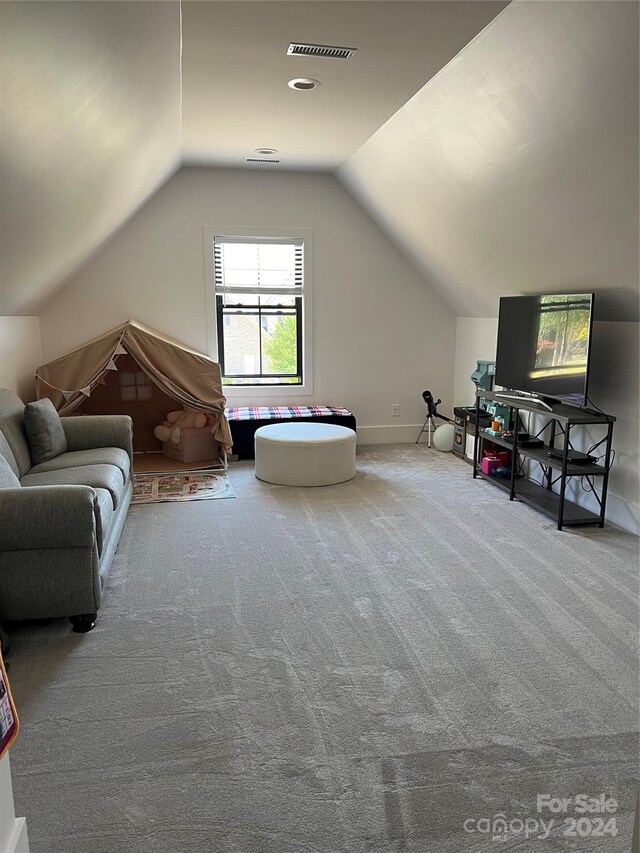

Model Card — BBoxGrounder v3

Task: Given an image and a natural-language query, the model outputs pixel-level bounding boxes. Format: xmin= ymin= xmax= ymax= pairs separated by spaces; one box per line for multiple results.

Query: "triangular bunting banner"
xmin=106 ymin=358 xmax=118 ymax=371
xmin=62 ymin=391 xmax=74 ymax=401
xmin=80 ymin=385 xmax=92 ymax=397
xmin=114 ymin=343 xmax=127 ymax=356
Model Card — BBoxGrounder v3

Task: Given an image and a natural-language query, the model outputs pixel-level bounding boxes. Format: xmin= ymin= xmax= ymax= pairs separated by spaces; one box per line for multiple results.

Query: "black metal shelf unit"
xmin=472 ymin=391 xmax=616 ymax=530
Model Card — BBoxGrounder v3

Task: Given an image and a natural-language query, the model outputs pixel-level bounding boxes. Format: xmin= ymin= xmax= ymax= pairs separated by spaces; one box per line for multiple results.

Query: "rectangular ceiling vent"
xmin=245 ymin=158 xmax=280 ymax=164
xmin=287 ymin=42 xmax=357 ymax=60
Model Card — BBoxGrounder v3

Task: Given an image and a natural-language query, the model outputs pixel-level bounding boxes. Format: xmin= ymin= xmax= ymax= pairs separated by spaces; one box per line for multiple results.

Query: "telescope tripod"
xmin=416 ymin=390 xmax=452 ymax=446
xmin=416 ymin=414 xmax=440 ymax=447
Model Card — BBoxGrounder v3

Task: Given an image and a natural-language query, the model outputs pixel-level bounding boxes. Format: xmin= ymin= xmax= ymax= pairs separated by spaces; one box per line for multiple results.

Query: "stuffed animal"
xmin=154 ymin=410 xmax=217 ymax=445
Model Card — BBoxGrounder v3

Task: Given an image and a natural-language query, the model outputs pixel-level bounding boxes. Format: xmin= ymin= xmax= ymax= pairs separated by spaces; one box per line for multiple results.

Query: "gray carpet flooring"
xmin=6 ymin=445 xmax=639 ymax=852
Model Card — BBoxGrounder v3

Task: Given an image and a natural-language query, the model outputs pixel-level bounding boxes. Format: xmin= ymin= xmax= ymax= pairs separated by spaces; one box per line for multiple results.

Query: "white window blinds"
xmin=214 ymin=238 xmax=303 ymax=299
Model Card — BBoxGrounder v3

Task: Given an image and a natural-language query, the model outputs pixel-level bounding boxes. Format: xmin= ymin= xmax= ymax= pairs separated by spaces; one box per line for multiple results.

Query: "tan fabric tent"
xmin=36 ymin=320 xmax=232 ymax=453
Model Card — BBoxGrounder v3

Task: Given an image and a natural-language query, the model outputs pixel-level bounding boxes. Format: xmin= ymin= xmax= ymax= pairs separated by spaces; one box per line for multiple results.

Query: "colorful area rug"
xmin=132 ymin=470 xmax=235 ymax=505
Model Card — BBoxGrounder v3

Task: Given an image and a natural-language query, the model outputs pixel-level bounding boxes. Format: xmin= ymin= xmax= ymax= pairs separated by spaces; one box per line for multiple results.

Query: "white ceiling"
xmin=181 ymin=1 xmax=508 ymax=170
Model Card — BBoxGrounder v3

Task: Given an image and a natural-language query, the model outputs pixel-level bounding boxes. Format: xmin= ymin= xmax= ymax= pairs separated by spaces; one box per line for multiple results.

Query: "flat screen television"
xmin=495 ymin=292 xmax=595 ymax=407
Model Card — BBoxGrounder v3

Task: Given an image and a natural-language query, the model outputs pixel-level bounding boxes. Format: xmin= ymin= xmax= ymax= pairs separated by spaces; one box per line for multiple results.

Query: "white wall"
xmin=39 ymin=167 xmax=457 ymax=441
xmin=0 ymin=317 xmax=42 ymax=401
xmin=567 ymin=321 xmax=639 ymax=534
xmin=454 ymin=317 xmax=498 ymax=407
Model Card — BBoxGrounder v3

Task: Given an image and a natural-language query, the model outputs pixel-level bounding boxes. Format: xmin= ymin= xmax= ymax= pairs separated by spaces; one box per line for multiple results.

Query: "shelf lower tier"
xmin=478 ymin=431 xmax=607 ymax=475
xmin=475 ymin=471 xmax=603 ymax=526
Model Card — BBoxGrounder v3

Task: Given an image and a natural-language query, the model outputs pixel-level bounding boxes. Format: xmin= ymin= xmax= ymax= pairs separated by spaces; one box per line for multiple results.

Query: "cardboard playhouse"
xmin=35 ymin=321 xmax=232 ymax=466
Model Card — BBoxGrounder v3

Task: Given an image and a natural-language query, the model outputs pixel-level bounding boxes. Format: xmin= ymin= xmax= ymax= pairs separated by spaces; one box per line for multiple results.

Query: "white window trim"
xmin=203 ymin=225 xmax=313 ymax=398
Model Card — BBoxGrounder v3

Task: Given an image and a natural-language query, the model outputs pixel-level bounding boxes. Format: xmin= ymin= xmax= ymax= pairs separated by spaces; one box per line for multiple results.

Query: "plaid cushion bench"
xmin=225 ymin=406 xmax=356 ymax=459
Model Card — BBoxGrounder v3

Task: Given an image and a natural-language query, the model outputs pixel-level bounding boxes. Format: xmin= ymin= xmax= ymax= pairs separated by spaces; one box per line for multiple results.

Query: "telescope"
xmin=422 ymin=390 xmax=450 ymax=422
xmin=417 ymin=390 xmax=453 ymax=446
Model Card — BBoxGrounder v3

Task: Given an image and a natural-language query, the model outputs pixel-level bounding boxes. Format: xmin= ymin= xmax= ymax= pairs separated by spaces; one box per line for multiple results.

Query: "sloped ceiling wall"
xmin=3 ymin=1 xmax=637 ymax=324
xmin=338 ymin=0 xmax=639 ymax=321
xmin=0 ymin=0 xmax=182 ymax=315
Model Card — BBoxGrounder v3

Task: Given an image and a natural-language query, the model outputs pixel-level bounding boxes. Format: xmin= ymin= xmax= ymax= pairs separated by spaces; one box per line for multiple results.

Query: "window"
xmin=214 ymin=237 xmax=304 ymax=386
xmin=120 ymin=370 xmax=152 ymax=401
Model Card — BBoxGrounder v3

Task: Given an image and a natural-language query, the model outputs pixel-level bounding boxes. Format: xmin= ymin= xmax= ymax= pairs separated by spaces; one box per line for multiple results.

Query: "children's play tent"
xmin=35 ymin=321 xmax=232 ymax=454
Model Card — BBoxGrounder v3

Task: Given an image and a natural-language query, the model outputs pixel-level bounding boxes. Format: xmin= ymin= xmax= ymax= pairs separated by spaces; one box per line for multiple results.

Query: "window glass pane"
xmin=262 ymin=315 xmax=298 ymax=376
xmin=259 ymin=294 xmax=295 ymax=308
xmin=119 ymin=370 xmax=153 ymax=400
xmin=222 ymin=294 xmax=260 ymax=308
xmin=222 ymin=294 xmax=296 ymax=309
xmin=222 ymin=313 xmax=261 ymax=376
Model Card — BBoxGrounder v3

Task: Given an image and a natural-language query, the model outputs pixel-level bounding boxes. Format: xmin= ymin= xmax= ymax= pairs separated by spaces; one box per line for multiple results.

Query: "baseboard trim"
xmin=356 ymin=424 xmax=423 ymax=445
xmin=563 ymin=478 xmax=639 ymax=536
xmin=595 ymin=492 xmax=639 ymax=536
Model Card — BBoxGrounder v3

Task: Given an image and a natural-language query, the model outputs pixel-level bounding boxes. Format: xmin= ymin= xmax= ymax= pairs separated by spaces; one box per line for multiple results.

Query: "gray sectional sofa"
xmin=0 ymin=389 xmax=133 ymax=631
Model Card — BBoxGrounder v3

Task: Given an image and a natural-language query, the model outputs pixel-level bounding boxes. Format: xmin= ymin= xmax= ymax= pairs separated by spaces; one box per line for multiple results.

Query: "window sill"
xmin=223 ymin=382 xmax=313 ymax=401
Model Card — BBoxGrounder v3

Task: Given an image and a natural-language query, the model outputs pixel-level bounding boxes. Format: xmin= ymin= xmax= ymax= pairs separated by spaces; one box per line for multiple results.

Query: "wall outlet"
xmin=391 ymin=403 xmax=400 ymax=417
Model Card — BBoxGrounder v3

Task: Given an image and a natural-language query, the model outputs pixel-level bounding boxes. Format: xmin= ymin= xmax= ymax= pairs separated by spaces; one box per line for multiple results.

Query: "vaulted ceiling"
xmin=1 ymin=0 xmax=637 ymax=321
xmin=0 ymin=0 xmax=506 ymax=316
xmin=0 ymin=1 xmax=182 ymax=316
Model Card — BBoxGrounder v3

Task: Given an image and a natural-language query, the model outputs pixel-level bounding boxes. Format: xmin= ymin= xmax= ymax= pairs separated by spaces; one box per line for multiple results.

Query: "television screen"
xmin=495 ymin=293 xmax=595 ymax=406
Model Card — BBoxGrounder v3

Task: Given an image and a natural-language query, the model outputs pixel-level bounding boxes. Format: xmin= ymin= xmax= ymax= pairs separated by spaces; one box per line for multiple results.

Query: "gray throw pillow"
xmin=0 ymin=454 xmax=21 ymax=488
xmin=24 ymin=398 xmax=68 ymax=465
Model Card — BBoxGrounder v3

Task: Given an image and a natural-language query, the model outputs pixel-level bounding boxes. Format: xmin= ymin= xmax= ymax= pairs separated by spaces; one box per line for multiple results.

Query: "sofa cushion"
xmin=0 ymin=454 xmax=20 ymax=489
xmin=21 ymin=464 xmax=125 ymax=509
xmin=0 ymin=389 xmax=32 ymax=476
xmin=24 ymin=398 xmax=68 ymax=465
xmin=0 ymin=433 xmax=21 ymax=479
xmin=28 ymin=447 xmax=130 ymax=485
xmin=93 ymin=488 xmax=115 ymax=556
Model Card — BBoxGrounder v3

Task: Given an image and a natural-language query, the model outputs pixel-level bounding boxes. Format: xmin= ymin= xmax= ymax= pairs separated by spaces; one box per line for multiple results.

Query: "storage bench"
xmin=226 ymin=406 xmax=357 ymax=459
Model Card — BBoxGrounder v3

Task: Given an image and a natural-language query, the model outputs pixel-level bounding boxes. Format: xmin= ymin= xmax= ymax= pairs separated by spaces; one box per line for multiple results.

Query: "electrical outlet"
xmin=392 ymin=403 xmax=400 ymax=417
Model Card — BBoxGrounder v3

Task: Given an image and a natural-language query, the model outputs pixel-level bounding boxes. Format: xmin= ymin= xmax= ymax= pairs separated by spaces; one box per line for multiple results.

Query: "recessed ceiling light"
xmin=288 ymin=78 xmax=321 ymax=91
xmin=254 ymin=147 xmax=278 ymax=155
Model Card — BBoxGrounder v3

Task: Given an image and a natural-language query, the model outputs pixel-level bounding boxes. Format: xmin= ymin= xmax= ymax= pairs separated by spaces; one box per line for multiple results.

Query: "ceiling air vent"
xmin=287 ymin=42 xmax=357 ymax=60
xmin=245 ymin=158 xmax=280 ymax=164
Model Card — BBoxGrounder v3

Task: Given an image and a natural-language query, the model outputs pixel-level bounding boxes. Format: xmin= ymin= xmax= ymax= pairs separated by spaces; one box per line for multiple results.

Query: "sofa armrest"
xmin=61 ymin=415 xmax=133 ymax=469
xmin=0 ymin=485 xmax=96 ymax=550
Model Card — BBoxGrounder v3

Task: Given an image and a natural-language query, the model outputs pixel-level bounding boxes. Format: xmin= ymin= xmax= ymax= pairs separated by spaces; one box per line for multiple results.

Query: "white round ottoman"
xmin=254 ymin=422 xmax=356 ymax=486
